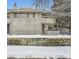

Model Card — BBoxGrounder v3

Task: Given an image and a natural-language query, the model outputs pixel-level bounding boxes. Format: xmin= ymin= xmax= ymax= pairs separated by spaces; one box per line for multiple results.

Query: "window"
xmin=7 ymin=24 xmax=10 ymax=34
xmin=48 ymin=24 xmax=52 ymax=31
xmin=42 ymin=24 xmax=54 ymax=34
xmin=7 ymin=15 xmax=10 ymax=18
xmin=33 ymin=13 xmax=35 ymax=18
xmin=14 ymin=13 xmax=17 ymax=18
xmin=27 ymin=13 xmax=29 ymax=17
xmin=42 ymin=13 xmax=49 ymax=18
xmin=17 ymin=13 xmax=26 ymax=18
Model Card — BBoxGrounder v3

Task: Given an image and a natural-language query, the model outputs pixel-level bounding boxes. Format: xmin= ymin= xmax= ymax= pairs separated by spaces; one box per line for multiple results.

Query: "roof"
xmin=7 ymin=8 xmax=51 ymax=14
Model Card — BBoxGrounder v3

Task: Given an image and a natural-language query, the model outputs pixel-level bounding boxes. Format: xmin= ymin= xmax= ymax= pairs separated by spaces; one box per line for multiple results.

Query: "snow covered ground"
xmin=7 ymin=35 xmax=71 ymax=38
xmin=7 ymin=46 xmax=71 ymax=58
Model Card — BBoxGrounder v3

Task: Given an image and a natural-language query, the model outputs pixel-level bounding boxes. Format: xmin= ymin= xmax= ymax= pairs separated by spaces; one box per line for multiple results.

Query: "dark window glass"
xmin=7 ymin=24 xmax=10 ymax=34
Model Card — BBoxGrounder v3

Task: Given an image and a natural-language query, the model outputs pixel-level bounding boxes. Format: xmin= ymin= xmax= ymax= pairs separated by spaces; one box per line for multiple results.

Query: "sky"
xmin=7 ymin=0 xmax=53 ymax=10
xmin=7 ymin=0 xmax=34 ymax=9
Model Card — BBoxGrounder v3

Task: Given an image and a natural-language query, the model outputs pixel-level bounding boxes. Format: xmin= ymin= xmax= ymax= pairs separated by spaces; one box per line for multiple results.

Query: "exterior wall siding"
xmin=7 ymin=14 xmax=56 ymax=35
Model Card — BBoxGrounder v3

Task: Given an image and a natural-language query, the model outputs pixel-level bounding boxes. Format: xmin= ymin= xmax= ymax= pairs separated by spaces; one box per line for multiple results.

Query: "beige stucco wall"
xmin=7 ymin=9 xmax=56 ymax=35
xmin=8 ymin=17 xmax=55 ymax=35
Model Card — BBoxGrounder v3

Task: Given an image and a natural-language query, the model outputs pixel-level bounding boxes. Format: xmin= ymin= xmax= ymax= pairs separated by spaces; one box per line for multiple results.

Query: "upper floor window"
xmin=13 ymin=12 xmax=37 ymax=18
xmin=14 ymin=13 xmax=27 ymax=18
xmin=17 ymin=13 xmax=26 ymax=18
xmin=42 ymin=13 xmax=49 ymax=18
